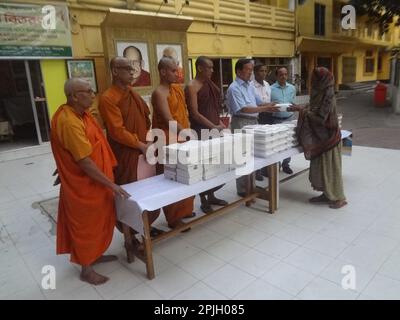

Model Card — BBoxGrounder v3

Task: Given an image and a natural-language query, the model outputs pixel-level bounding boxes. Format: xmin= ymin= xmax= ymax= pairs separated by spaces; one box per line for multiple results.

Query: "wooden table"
xmin=117 ymin=147 xmax=303 ymax=279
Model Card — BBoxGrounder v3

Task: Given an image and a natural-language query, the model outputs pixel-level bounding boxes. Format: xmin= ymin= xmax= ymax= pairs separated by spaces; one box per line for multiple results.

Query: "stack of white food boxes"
xmin=221 ymin=132 xmax=253 ymax=169
xmin=242 ymin=123 xmax=299 ymax=158
xmin=163 ymin=140 xmax=203 ymax=184
xmin=162 ymin=133 xmax=253 ymax=184
xmin=283 ymin=121 xmax=299 ymax=148
xmin=202 ymin=137 xmax=231 ymax=180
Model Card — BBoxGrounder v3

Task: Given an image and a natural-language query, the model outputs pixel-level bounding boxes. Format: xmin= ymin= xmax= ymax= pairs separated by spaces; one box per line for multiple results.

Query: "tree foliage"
xmin=350 ymin=0 xmax=400 ymax=32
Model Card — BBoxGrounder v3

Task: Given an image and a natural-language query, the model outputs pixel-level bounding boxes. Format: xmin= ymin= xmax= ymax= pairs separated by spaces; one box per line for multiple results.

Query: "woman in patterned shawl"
xmin=296 ymin=67 xmax=347 ymax=209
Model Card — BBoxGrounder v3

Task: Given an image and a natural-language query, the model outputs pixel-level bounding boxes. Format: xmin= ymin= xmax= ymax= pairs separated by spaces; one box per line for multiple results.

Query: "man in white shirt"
xmin=252 ymin=63 xmax=271 ymax=106
xmin=251 ymin=62 xmax=271 ymax=181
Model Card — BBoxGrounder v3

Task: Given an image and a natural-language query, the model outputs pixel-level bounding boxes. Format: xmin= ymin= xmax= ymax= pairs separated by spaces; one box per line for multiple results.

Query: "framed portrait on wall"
xmin=116 ymin=41 xmax=151 ymax=87
xmin=156 ymin=44 xmax=184 ymax=83
xmin=66 ymin=59 xmax=98 ymax=93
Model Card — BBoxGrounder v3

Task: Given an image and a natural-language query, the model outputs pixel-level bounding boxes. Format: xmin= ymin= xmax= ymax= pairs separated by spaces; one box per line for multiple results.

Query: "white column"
xmin=288 ymin=0 xmax=295 ymax=11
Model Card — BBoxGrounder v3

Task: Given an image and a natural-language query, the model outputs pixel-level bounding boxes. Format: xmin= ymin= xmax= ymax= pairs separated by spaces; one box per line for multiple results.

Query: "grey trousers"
xmin=230 ymin=116 xmax=258 ymax=195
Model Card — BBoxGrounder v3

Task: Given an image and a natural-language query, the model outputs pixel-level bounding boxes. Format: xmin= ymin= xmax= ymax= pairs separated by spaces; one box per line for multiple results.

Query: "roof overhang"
xmin=101 ymin=8 xmax=193 ymax=31
xmin=297 ymin=36 xmax=389 ymax=54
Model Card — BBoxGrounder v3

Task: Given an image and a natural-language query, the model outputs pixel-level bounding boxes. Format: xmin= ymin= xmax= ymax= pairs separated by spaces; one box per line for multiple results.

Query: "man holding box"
xmin=226 ymin=59 xmax=279 ymax=197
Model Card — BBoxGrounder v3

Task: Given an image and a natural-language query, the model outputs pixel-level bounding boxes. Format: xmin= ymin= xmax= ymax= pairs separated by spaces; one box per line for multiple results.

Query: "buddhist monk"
xmin=50 ymin=78 xmax=130 ymax=285
xmin=152 ymin=57 xmax=195 ymax=230
xmin=185 ymin=56 xmax=228 ymax=213
xmin=99 ymin=57 xmax=160 ymax=236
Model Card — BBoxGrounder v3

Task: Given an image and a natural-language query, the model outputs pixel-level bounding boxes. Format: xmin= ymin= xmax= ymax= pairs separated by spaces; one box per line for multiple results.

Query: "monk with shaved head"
xmin=99 ymin=57 xmax=161 ymax=239
xmin=152 ymin=57 xmax=195 ymax=230
xmin=51 ymin=78 xmax=130 ymax=285
xmin=162 ymin=47 xmax=184 ymax=83
xmin=185 ymin=56 xmax=228 ymax=213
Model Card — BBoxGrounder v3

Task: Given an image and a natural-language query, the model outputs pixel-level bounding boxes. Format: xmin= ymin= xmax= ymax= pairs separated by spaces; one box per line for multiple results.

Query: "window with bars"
xmin=365 ymin=50 xmax=375 ymax=73
xmin=314 ymin=3 xmax=326 ymax=36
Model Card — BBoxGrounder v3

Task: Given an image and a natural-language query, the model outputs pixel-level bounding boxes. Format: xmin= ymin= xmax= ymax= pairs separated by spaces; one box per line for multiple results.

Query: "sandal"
xmin=309 ymin=194 xmax=330 ymax=203
xmin=208 ymin=198 xmax=228 ymax=206
xmin=150 ymin=227 xmax=165 ymax=238
xmin=200 ymin=203 xmax=213 ymax=214
xmin=184 ymin=212 xmax=196 ymax=218
xmin=329 ymin=200 xmax=348 ymax=209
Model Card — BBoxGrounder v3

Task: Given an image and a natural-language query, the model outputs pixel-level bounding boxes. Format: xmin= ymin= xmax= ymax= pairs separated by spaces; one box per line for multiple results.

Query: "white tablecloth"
xmin=116 ymin=130 xmax=352 ymax=235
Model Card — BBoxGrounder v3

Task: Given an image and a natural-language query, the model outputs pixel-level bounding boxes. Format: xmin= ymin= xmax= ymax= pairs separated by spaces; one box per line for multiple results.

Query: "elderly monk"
xmin=185 ymin=56 xmax=228 ymax=214
xmin=99 ymin=57 xmax=160 ymax=234
xmin=152 ymin=57 xmax=195 ymax=230
xmin=50 ymin=78 xmax=130 ymax=285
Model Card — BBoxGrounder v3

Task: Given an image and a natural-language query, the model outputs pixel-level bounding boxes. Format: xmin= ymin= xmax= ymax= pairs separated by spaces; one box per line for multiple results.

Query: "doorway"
xmin=342 ymin=57 xmax=357 ymax=83
xmin=0 ymin=60 xmax=50 ymax=152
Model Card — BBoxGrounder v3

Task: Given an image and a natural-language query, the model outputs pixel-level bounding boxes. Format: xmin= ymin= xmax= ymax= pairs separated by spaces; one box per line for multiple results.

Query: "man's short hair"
xmin=122 ymin=46 xmax=143 ymax=61
xmin=235 ymin=58 xmax=253 ymax=74
xmin=254 ymin=62 xmax=267 ymax=73
xmin=275 ymin=66 xmax=288 ymax=75
xmin=195 ymin=56 xmax=211 ymax=70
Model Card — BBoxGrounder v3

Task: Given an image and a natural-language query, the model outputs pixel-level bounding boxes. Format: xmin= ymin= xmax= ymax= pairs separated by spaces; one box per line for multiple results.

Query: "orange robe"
xmin=50 ymin=104 xmax=117 ymax=266
xmin=152 ymin=84 xmax=194 ymax=225
xmin=99 ymin=85 xmax=150 ymax=184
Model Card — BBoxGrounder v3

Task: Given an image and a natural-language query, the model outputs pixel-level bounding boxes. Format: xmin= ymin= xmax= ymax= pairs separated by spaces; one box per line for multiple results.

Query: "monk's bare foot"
xmin=309 ymin=194 xmax=330 ymax=203
xmin=329 ymin=200 xmax=348 ymax=209
xmin=80 ymin=269 xmax=109 ymax=285
xmin=93 ymin=255 xmax=118 ymax=265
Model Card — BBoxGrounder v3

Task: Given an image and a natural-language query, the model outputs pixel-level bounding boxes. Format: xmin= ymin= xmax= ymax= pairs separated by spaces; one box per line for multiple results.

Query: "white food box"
xmin=176 ymin=173 xmax=202 ymax=185
xmin=275 ymin=103 xmax=292 ymax=112
xmin=176 ymin=162 xmax=202 ymax=173
xmin=202 ymin=137 xmax=225 ymax=160
xmin=254 ymin=150 xmax=276 ymax=158
xmin=164 ymin=169 xmax=177 ymax=181
xmin=164 ymin=163 xmax=177 ymax=171
xmin=225 ymin=133 xmax=253 ymax=162
xmin=163 ymin=143 xmax=180 ymax=165
xmin=176 ymin=140 xmax=204 ymax=165
xmin=273 ymin=144 xmax=287 ymax=153
xmin=176 ymin=165 xmax=202 ymax=178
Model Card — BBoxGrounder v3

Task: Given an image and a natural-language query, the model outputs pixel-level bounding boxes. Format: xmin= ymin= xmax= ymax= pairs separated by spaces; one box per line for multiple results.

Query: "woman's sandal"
xmin=329 ymin=200 xmax=348 ymax=209
xmin=309 ymin=194 xmax=330 ymax=203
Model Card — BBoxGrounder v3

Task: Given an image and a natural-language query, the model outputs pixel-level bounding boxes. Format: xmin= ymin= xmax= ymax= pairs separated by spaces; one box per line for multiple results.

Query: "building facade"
xmin=0 ymin=0 xmax=296 ymax=157
xmin=296 ymin=0 xmax=399 ymax=92
xmin=1 ymin=0 xmax=399 ymax=158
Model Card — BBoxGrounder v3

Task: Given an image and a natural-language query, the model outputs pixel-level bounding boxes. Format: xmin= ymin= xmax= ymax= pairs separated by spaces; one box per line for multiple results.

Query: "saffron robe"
xmin=50 ymin=104 xmax=117 ymax=265
xmin=152 ymin=84 xmax=194 ymax=225
xmin=99 ymin=85 xmax=150 ymax=184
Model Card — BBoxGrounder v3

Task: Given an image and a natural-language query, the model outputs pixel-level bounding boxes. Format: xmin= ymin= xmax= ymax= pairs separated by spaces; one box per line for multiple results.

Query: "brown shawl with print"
xmin=296 ymin=67 xmax=341 ymax=160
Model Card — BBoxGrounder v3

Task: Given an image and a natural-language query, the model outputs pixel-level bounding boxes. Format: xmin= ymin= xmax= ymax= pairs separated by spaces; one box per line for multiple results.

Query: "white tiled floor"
xmin=1 ymin=146 xmax=400 ymax=299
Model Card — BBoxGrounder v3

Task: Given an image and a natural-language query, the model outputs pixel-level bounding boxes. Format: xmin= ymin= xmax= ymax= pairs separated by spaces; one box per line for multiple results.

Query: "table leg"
xmin=267 ymin=163 xmax=279 ymax=213
xmin=121 ymin=222 xmax=135 ymax=263
xmin=245 ymin=173 xmax=254 ymax=207
xmin=142 ymin=211 xmax=155 ymax=280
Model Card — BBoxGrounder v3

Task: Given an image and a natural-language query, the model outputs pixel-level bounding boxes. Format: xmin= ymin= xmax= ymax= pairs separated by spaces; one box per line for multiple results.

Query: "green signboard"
xmin=0 ymin=3 xmax=72 ymax=58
